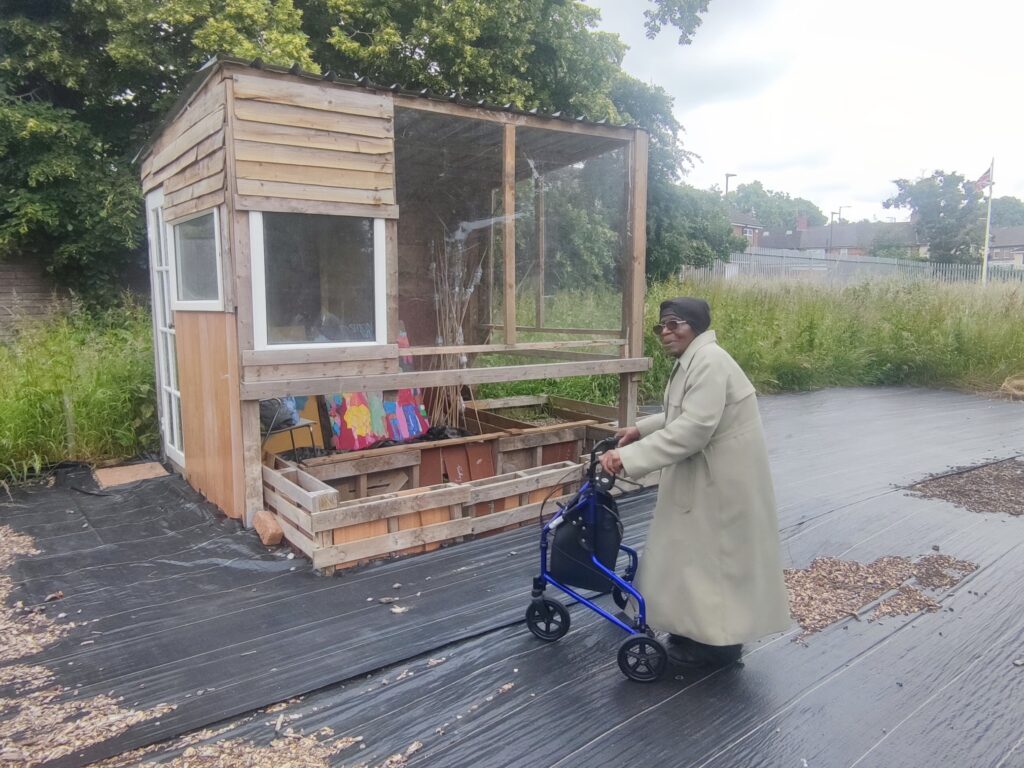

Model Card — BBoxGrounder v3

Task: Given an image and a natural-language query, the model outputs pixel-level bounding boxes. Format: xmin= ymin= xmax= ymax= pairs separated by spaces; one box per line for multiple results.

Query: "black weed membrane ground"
xmin=1 ymin=388 xmax=1023 ymax=767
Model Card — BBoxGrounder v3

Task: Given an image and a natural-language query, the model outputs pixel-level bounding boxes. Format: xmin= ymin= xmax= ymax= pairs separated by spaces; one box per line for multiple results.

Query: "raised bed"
xmin=262 ymin=411 xmax=620 ymax=573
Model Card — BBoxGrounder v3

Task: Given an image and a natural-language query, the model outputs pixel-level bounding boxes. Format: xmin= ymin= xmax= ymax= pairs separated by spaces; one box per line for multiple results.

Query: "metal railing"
xmin=683 ymin=247 xmax=1024 ymax=285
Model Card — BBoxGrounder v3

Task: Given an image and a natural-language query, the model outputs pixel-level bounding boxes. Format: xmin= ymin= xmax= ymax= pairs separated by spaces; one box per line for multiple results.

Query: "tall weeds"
xmin=0 ymin=298 xmax=158 ymax=481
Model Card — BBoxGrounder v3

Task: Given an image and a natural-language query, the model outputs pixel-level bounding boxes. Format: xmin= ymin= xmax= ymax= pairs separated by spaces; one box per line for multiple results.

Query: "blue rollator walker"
xmin=525 ymin=436 xmax=668 ymax=682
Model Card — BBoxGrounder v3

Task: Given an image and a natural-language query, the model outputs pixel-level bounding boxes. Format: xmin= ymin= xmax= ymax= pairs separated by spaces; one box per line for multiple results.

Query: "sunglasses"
xmin=652 ymin=318 xmax=689 ymax=335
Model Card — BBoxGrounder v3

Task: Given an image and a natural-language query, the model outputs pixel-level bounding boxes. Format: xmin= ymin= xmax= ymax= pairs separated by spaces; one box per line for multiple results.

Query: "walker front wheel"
xmin=525 ymin=597 xmax=570 ymax=642
xmin=617 ymin=635 xmax=667 ymax=682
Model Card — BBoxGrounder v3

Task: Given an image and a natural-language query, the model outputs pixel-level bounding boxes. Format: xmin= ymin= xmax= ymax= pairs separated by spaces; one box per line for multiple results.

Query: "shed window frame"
xmin=168 ymin=208 xmax=225 ymax=312
xmin=249 ymin=211 xmax=387 ymax=351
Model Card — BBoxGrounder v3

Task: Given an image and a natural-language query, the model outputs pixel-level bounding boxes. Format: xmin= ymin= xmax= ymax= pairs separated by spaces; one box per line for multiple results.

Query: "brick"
xmin=254 ymin=509 xmax=284 ymax=547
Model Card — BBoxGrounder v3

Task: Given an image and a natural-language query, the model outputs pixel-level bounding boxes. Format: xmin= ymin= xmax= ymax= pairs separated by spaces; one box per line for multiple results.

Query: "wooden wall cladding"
xmin=176 ymin=311 xmax=245 ymax=519
xmin=142 ymin=77 xmax=227 ymax=220
xmin=228 ymin=72 xmax=398 ymax=217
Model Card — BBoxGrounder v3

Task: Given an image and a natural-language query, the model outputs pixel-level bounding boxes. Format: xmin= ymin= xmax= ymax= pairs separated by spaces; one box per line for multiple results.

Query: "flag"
xmin=974 ymin=165 xmax=993 ymax=192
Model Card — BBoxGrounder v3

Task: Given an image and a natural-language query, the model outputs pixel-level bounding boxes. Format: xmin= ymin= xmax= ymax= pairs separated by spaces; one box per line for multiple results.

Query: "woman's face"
xmin=658 ymin=315 xmax=697 ymax=358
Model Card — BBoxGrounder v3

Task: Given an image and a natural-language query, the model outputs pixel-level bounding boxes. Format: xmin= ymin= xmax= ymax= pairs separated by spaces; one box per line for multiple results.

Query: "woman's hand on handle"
xmin=599 ymin=449 xmax=623 ymax=476
xmin=614 ymin=425 xmax=641 ymax=447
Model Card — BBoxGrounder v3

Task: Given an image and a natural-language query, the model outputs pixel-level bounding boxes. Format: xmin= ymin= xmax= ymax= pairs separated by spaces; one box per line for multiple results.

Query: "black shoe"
xmin=667 ymin=642 xmax=743 ymax=669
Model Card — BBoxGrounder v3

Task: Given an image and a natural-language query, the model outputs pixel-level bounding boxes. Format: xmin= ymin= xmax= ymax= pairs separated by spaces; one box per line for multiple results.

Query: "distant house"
xmin=761 ymin=221 xmax=926 ymax=259
xmin=989 ymin=226 xmax=1024 ymax=270
xmin=729 ymin=210 xmax=764 ymax=248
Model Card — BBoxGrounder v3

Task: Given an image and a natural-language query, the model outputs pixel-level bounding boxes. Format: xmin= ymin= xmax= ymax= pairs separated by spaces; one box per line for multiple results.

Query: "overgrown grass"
xmin=480 ymin=278 xmax=1024 ymax=404
xmin=0 ymin=299 xmax=158 ymax=481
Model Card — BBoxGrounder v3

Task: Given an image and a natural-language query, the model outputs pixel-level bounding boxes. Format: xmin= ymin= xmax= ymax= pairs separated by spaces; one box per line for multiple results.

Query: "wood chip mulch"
xmin=912 ymin=458 xmax=1024 ymax=516
xmin=785 ymin=553 xmax=978 ymax=639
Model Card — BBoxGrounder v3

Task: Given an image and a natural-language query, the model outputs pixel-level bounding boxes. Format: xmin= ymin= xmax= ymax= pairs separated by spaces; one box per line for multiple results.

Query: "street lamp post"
xmin=724 ymin=173 xmax=737 ymax=196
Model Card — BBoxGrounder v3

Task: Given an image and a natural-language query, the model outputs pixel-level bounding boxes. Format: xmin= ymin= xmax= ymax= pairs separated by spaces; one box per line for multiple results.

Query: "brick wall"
xmin=0 ymin=260 xmax=67 ymax=343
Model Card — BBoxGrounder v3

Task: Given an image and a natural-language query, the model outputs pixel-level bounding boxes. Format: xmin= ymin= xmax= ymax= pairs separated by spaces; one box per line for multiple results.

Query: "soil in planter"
xmin=496 ymin=406 xmax=568 ymax=427
xmin=912 ymin=458 xmax=1024 ymax=517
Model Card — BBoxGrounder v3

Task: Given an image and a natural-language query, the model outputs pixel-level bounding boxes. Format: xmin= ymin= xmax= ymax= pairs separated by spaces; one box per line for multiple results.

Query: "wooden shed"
xmin=138 ymin=57 xmax=651 ymax=572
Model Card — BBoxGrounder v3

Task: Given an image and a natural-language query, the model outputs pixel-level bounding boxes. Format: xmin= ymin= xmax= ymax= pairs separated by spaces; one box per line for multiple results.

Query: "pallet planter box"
xmin=138 ymin=56 xmax=652 ymax=573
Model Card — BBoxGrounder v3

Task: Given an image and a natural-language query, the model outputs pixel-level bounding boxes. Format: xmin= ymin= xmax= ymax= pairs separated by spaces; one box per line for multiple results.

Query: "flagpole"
xmin=980 ymin=157 xmax=994 ymax=286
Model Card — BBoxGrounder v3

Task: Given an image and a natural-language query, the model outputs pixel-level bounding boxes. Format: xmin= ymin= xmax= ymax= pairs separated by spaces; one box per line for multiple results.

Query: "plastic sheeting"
xmin=2 ymin=388 xmax=1022 ymax=767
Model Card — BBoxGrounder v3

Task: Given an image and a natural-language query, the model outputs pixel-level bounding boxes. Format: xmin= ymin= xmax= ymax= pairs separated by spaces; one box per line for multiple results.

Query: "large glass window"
xmin=172 ymin=210 xmax=222 ymax=309
xmin=251 ymin=212 xmax=385 ymax=348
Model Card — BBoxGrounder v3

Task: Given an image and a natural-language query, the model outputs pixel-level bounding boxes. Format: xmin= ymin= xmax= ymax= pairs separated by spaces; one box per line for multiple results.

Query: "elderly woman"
xmin=599 ymin=297 xmax=791 ymax=669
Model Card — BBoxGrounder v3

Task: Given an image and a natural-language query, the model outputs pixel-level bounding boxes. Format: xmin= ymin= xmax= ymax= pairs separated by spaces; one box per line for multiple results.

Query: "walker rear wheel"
xmin=525 ymin=597 xmax=570 ymax=642
xmin=617 ymin=635 xmax=667 ymax=682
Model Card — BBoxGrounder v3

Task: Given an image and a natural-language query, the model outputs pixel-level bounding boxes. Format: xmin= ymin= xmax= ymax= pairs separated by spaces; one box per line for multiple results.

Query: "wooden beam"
xmin=312 ymin=484 xmax=472 ymax=531
xmin=463 ymin=395 xmax=547 ymax=410
xmin=240 ymin=357 xmax=651 ymax=400
xmin=483 ymin=324 xmax=622 ymax=338
xmin=535 ymin=180 xmax=545 ymax=327
xmin=242 ymin=344 xmax=398 ymax=367
xmin=503 ymin=123 xmax=516 ymax=345
xmin=404 ymin=339 xmax=625 ymax=356
xmin=233 ymin=194 xmax=399 ymax=220
xmin=393 ymin=95 xmax=636 ymax=141
xmin=620 ymin=129 xmax=649 ymax=427
xmin=302 ymin=451 xmax=420 ymax=482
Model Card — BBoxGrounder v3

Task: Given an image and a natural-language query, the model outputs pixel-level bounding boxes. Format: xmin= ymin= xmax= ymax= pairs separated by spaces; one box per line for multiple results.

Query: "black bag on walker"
xmin=549 ymin=491 xmax=624 ymax=593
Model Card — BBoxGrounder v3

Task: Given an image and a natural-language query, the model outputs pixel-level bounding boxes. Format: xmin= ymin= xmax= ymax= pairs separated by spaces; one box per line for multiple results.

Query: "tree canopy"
xmin=883 ymin=171 xmax=985 ymax=263
xmin=728 ymin=180 xmax=826 ymax=233
xmin=0 ymin=0 xmax=716 ymax=297
xmin=990 ymin=195 xmax=1024 ymax=227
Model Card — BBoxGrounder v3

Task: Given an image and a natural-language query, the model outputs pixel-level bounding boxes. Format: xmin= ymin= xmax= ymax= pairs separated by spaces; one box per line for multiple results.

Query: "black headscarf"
xmin=659 ymin=297 xmax=711 ymax=335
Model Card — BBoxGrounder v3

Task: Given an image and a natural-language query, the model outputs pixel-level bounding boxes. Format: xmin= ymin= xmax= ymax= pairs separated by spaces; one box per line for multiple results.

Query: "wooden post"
xmin=386 ymin=218 xmax=399 ymax=341
xmin=503 ymin=123 xmax=516 ymax=345
xmin=619 ymin=130 xmax=648 ymax=427
xmin=535 ymin=179 xmax=545 ymax=328
xmin=240 ymin=400 xmax=264 ymax=527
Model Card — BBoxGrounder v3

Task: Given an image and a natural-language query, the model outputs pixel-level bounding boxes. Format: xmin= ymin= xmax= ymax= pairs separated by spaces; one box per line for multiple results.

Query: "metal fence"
xmin=683 ymin=247 xmax=1024 ymax=285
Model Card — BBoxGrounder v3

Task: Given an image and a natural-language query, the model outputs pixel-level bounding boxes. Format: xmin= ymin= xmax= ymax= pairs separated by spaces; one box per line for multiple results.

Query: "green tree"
xmin=990 ymin=196 xmax=1024 ymax=227
xmin=647 ymin=183 xmax=745 ymax=280
xmin=729 ymin=180 xmax=826 ymax=232
xmin=1 ymin=0 xmax=714 ymax=297
xmin=0 ymin=0 xmax=315 ymax=298
xmin=883 ymin=171 xmax=984 ymax=263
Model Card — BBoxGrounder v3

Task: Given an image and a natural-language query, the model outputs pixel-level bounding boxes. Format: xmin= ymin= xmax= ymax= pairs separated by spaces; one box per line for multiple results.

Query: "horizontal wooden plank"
xmin=240 ymin=358 xmax=651 ymax=400
xmin=311 ymin=492 xmax=573 ymax=568
xmin=484 ymin=324 xmax=624 ymax=338
xmin=302 ymin=451 xmax=421 ymax=482
xmin=163 ymin=149 xmax=226 ymax=196
xmin=393 ymin=95 xmax=636 ymax=141
xmin=548 ymin=396 xmax=619 ymax=421
xmin=497 ymin=425 xmax=590 ymax=451
xmin=144 ymin=129 xmax=224 ymax=193
xmin=233 ymin=194 xmax=399 ymax=220
xmin=231 ymin=73 xmax=392 ymax=119
xmin=242 ymin=357 xmax=399 ymax=383
xmin=163 ymin=190 xmax=225 ymax=224
xmin=263 ymin=487 xmax=314 ymax=535
xmin=467 ymin=462 xmax=580 ymax=505
xmin=234 ymin=99 xmax=393 ymax=139
xmin=405 ymin=339 xmax=626 ymax=357
xmin=235 ymin=140 xmax=393 ymax=174
xmin=276 ymin=510 xmax=317 ymax=558
xmin=298 ymin=434 xmax=501 ymax=468
xmin=163 ymin=172 xmax=225 ymax=209
xmin=312 ymin=484 xmax=472 ymax=532
xmin=464 ymin=395 xmax=548 ymax=410
xmin=233 ymin=119 xmax=393 ymax=155
xmin=142 ymin=79 xmax=225 ymax=175
xmin=262 ymin=464 xmax=320 ymax=514
xmin=242 ymin=345 xmax=399 ymax=367
xmin=150 ymin=107 xmax=226 ymax=176
xmin=236 ymin=178 xmax=395 ymax=206
xmin=235 ymin=160 xmax=393 ymax=192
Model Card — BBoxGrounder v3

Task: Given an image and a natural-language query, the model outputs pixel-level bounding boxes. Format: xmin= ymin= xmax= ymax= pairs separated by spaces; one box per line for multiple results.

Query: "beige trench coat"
xmin=618 ymin=330 xmax=791 ymax=646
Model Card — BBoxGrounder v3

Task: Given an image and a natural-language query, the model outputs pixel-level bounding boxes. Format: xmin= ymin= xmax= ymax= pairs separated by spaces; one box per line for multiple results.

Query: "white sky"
xmin=587 ymin=0 xmax=1024 ymax=223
